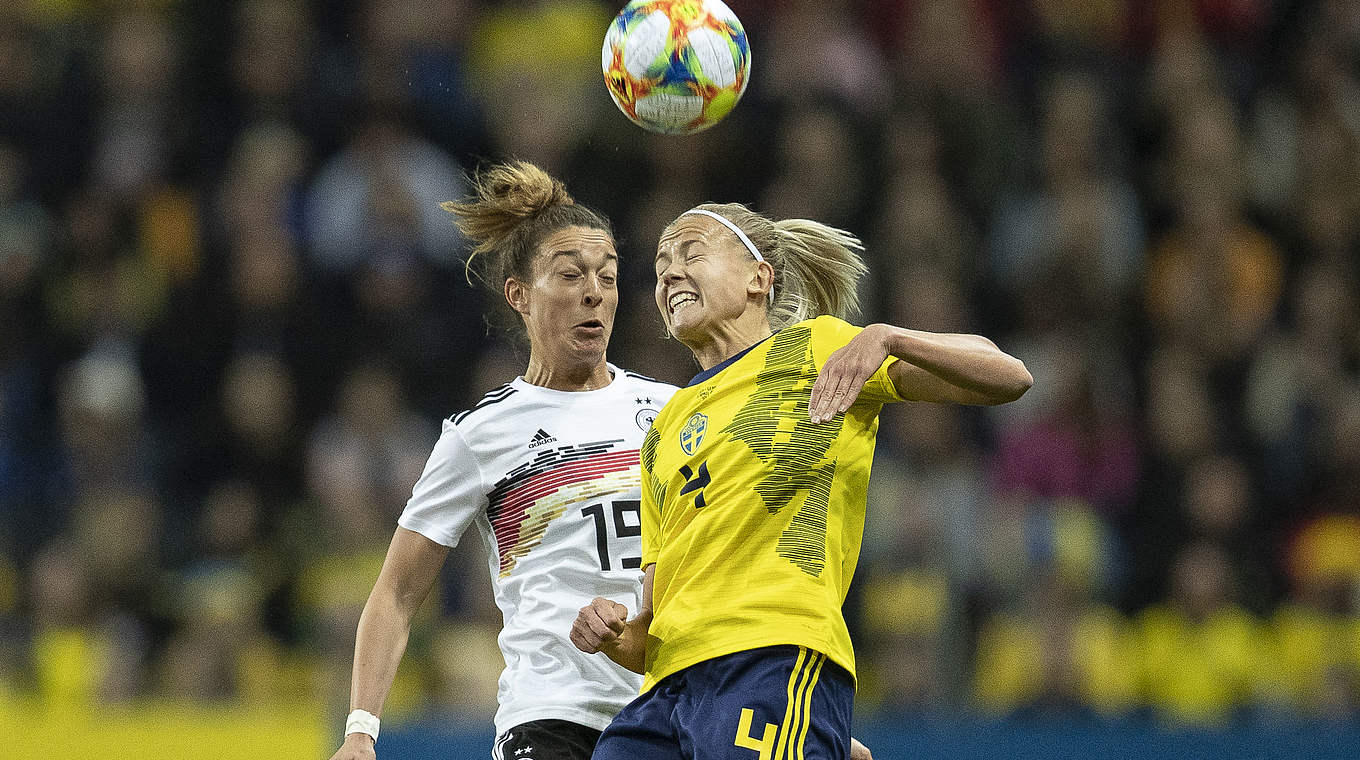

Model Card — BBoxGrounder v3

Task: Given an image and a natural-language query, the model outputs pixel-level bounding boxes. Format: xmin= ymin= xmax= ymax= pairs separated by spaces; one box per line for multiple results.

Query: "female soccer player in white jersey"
xmin=572 ymin=204 xmax=1032 ymax=760
xmin=327 ymin=161 xmax=677 ymax=760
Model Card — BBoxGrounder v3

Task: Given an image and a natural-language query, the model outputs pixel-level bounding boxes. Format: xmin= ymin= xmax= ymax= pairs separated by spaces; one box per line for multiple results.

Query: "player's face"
xmin=654 ymin=216 xmax=763 ymax=344
xmin=518 ymin=226 xmax=619 ymax=363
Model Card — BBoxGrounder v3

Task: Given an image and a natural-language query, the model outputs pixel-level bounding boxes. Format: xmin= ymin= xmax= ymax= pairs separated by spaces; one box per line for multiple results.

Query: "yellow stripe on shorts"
xmin=774 ymin=648 xmax=813 ymax=760
xmin=793 ymin=652 xmax=826 ymax=760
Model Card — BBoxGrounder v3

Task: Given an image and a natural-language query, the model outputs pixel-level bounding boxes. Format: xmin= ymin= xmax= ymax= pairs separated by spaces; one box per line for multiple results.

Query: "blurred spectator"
xmin=1142 ymin=342 xmax=1220 ymax=464
xmin=760 ymin=98 xmax=877 ymax=234
xmin=90 ymin=9 xmax=181 ymax=200
xmin=990 ymin=70 xmax=1145 ymax=328
xmin=52 ymin=346 xmax=160 ymax=500
xmin=861 ymin=400 xmax=989 ymax=711
xmin=305 ymin=362 xmax=436 ymax=517
xmin=1145 ymin=95 xmax=1284 ymax=364
xmin=871 ymin=113 xmax=979 ymax=296
xmin=1271 ymin=512 xmax=1360 ymax=720
xmin=973 ymin=570 xmax=1137 ymax=719
xmin=1136 ymin=540 xmax=1265 ymax=725
xmin=878 ymin=0 xmax=1017 ymax=216
xmin=0 ymin=9 xmax=83 ymax=201
xmin=1181 ymin=454 xmax=1275 ymax=607
xmin=991 ymin=332 xmax=1141 ymax=518
xmin=302 ymin=112 xmax=466 ymax=273
xmin=762 ymin=0 xmax=892 ymax=115
xmin=45 ymin=189 xmax=169 ymax=349
xmin=214 ymin=349 xmax=303 ymax=505
xmin=352 ymin=0 xmax=488 ymax=156
xmin=28 ymin=537 xmax=110 ymax=705
xmin=465 ymin=0 xmax=608 ymax=173
xmin=1244 ymin=263 xmax=1360 ymax=503
xmin=157 ymin=478 xmax=301 ymax=704
xmin=28 ymin=488 xmax=162 ymax=706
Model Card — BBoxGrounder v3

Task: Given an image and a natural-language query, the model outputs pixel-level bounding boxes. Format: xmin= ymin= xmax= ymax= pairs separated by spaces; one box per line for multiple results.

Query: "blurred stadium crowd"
xmin=1 ymin=0 xmax=1358 ymax=734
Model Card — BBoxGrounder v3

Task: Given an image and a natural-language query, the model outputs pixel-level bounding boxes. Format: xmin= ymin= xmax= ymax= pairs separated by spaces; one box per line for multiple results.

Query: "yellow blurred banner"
xmin=8 ymin=698 xmax=325 ymax=760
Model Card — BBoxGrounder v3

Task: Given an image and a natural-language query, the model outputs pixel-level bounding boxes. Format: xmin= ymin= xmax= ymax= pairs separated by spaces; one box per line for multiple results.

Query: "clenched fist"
xmin=571 ymin=597 xmax=628 ymax=653
xmin=328 ymin=732 xmax=376 ymax=760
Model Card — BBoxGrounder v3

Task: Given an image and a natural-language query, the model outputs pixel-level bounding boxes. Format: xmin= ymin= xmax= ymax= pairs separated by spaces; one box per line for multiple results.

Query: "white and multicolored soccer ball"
xmin=602 ymin=0 xmax=751 ymax=135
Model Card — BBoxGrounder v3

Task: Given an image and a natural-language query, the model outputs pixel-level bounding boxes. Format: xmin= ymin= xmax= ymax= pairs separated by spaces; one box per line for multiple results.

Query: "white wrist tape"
xmin=346 ymin=708 xmax=380 ymax=741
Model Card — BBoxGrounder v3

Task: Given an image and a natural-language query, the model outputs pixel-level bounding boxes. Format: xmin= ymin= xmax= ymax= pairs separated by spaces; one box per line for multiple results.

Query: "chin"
xmin=666 ymin=319 xmax=704 ymax=347
xmin=571 ymin=337 xmax=609 ymax=358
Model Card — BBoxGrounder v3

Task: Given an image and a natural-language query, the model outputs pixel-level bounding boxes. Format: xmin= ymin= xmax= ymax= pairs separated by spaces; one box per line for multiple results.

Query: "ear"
xmin=747 ymin=260 xmax=775 ymax=303
xmin=505 ymin=278 xmax=529 ymax=315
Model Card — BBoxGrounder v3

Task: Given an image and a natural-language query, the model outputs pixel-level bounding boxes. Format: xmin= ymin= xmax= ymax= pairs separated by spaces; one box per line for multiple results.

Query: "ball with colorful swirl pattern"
xmin=602 ymin=0 xmax=752 ymax=135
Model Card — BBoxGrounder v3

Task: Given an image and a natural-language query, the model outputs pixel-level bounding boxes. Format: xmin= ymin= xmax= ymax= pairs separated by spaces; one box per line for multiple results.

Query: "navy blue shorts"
xmin=592 ymin=645 xmax=853 ymax=760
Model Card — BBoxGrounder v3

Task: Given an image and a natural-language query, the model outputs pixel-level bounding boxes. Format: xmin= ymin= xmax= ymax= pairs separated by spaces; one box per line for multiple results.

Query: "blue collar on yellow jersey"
xmin=687 ymin=332 xmax=776 ymax=387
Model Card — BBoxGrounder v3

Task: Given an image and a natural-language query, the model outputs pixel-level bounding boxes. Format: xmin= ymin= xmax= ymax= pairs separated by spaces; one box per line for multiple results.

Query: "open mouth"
xmin=668 ymin=292 xmax=698 ymax=314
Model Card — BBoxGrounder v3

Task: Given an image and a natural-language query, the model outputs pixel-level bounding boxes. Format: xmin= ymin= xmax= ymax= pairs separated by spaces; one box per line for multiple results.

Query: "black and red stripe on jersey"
xmin=487 ymin=439 xmax=640 ymax=576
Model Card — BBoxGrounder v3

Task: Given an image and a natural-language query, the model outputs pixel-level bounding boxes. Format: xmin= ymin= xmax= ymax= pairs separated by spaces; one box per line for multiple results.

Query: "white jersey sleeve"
xmin=398 ymin=419 xmax=485 ymax=547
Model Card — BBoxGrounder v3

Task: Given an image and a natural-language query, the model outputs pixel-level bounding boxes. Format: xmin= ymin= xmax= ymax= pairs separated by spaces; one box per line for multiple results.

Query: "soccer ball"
xmin=602 ymin=0 xmax=751 ymax=135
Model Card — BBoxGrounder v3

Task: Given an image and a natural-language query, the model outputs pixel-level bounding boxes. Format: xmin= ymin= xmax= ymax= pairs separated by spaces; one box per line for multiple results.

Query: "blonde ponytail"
xmin=768 ymin=219 xmax=867 ymax=327
xmin=681 ymin=203 xmax=867 ymax=330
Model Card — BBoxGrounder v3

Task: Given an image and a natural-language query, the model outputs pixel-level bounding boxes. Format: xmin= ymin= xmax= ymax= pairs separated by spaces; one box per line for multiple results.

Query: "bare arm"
xmin=810 ymin=323 xmax=1032 ymax=421
xmin=570 ymin=564 xmax=655 ymax=674
xmin=330 ymin=527 xmax=450 ymax=759
xmin=880 ymin=327 xmax=1033 ymax=405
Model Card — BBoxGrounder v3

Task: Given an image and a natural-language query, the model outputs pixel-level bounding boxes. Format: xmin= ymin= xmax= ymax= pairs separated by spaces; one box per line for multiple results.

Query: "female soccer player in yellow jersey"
xmin=572 ymin=203 xmax=1032 ymax=760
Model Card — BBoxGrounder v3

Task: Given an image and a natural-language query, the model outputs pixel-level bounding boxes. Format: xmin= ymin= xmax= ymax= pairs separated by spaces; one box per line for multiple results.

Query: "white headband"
xmin=681 ymin=208 xmax=774 ymax=305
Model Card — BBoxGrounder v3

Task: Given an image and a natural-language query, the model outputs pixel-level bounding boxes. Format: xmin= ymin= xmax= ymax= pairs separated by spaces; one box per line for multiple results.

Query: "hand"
xmin=849 ymin=736 xmax=873 ymax=760
xmin=328 ymin=732 xmax=376 ymax=760
xmin=810 ymin=324 xmax=892 ymax=423
xmin=570 ymin=597 xmax=628 ymax=654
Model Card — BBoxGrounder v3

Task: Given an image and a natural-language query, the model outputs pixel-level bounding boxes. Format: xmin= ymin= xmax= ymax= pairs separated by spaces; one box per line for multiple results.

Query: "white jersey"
xmin=398 ymin=365 xmax=677 ymax=735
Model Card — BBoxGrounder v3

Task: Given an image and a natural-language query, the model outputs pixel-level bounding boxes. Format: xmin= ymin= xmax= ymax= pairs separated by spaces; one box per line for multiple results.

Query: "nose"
xmin=659 ymin=261 xmax=685 ymax=287
xmin=583 ymin=274 xmax=604 ymax=307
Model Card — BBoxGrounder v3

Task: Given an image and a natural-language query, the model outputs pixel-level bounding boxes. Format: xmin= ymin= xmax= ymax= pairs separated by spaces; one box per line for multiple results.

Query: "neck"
xmin=686 ymin=310 xmax=773 ymax=370
xmin=523 ymin=353 xmax=613 ymax=391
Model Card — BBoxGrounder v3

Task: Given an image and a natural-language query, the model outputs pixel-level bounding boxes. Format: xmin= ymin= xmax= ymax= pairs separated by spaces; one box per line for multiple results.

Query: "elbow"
xmin=985 ymin=360 xmax=1032 ymax=405
xmin=1002 ymin=361 xmax=1034 ymax=403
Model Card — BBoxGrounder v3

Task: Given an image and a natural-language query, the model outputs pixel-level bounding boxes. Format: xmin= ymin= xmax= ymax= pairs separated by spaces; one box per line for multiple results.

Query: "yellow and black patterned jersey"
xmin=639 ymin=315 xmax=903 ymax=692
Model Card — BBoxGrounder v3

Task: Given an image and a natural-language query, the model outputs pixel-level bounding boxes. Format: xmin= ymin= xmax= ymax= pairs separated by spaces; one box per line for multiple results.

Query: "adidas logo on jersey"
xmin=528 ymin=429 xmax=558 ymax=449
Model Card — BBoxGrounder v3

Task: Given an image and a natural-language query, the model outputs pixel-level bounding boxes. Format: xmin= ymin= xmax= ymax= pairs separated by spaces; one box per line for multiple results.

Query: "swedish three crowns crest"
xmin=680 ymin=412 xmax=707 ymax=455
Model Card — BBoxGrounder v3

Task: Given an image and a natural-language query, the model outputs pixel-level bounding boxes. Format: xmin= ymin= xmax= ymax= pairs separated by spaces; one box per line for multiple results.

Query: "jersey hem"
xmin=494 ymin=705 xmax=620 ymax=736
xmin=396 ymin=513 xmax=461 ymax=547
xmin=642 ymin=633 xmax=856 ymax=693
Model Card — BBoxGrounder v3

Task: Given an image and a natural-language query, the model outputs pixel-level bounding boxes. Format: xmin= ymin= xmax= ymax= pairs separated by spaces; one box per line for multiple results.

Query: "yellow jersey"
xmin=639 ymin=315 xmax=903 ymax=692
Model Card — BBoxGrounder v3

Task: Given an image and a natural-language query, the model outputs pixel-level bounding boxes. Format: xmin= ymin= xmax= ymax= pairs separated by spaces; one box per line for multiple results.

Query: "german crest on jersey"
xmin=680 ymin=412 xmax=707 ymax=455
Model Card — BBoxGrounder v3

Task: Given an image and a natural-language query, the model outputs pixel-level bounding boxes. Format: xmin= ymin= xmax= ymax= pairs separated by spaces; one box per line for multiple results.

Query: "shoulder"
xmin=808 ymin=314 xmax=858 ymax=333
xmin=614 ymin=367 xmax=680 ymax=402
xmin=449 ymin=383 xmax=520 ymax=427
xmin=805 ymin=315 xmax=865 ymax=350
xmin=619 ymin=367 xmax=660 ymax=383
xmin=776 ymin=315 xmax=857 ymax=341
xmin=774 ymin=316 xmax=867 ymax=369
